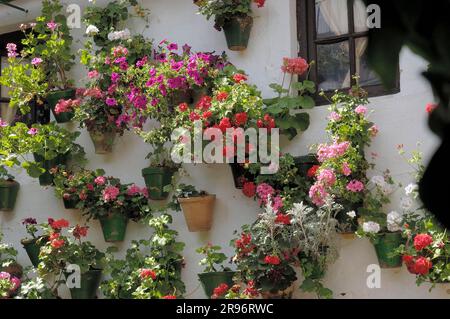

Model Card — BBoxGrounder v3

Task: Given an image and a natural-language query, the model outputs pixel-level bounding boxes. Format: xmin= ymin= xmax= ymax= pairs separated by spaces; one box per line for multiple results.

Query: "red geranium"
xmin=233 ymin=73 xmax=247 ymax=83
xmin=413 ymin=233 xmax=433 ymax=251
xmin=50 ymin=219 xmax=69 ymax=230
xmin=212 ymin=283 xmax=229 ymax=299
xmin=307 ymin=165 xmax=320 ymax=178
xmin=411 ymin=257 xmax=433 ymax=275
xmin=140 ymin=269 xmax=157 ymax=280
xmin=219 ymin=117 xmax=232 ymax=133
xmin=253 ymin=0 xmax=265 ymax=7
xmin=264 ymin=255 xmax=281 ymax=265
xmin=178 ymin=102 xmax=188 ymax=112
xmin=73 ymin=225 xmax=89 ymax=239
xmin=281 ymin=57 xmax=309 ymax=75
xmin=425 ymin=103 xmax=437 ymax=114
xmin=402 ymin=255 xmax=414 ymax=265
xmin=216 ymin=91 xmax=228 ymax=102
xmin=234 ymin=112 xmax=248 ymax=126
xmin=242 ymin=182 xmax=256 ymax=198
xmin=275 ymin=213 xmax=291 ymax=225
xmin=196 ymin=96 xmax=212 ymax=110
xmin=50 ymin=238 xmax=65 ymax=249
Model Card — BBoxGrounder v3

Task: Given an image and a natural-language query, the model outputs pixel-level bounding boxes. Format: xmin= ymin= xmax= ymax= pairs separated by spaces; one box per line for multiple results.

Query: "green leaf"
xmin=297 ymin=96 xmax=315 ymax=109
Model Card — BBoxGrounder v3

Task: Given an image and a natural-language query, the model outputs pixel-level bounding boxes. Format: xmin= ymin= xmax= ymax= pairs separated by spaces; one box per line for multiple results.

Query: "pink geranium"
xmin=309 ymin=182 xmax=328 ymax=207
xmin=317 ymin=168 xmax=336 ymax=187
xmin=369 ymin=124 xmax=379 ymax=137
xmin=281 ymin=57 xmax=309 ymax=75
xmin=31 ymin=57 xmax=43 ymax=66
xmin=355 ymin=105 xmax=367 ymax=115
xmin=329 ymin=111 xmax=341 ymax=121
xmin=47 ymin=20 xmax=58 ymax=31
xmin=94 ymin=176 xmax=106 ymax=186
xmin=88 ymin=70 xmax=99 ymax=79
xmin=346 ymin=180 xmax=365 ymax=192
xmin=342 ymin=162 xmax=352 ymax=176
xmin=317 ymin=141 xmax=350 ymax=162
xmin=256 ymin=183 xmax=275 ymax=204
xmin=103 ymin=186 xmax=120 ymax=202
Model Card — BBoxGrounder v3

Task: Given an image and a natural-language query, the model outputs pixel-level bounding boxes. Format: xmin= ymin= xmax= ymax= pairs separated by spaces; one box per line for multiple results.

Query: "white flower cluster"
xmin=362 ymin=221 xmax=380 ymax=234
xmin=387 ymin=211 xmax=403 ymax=232
xmin=370 ymin=175 xmax=394 ymax=195
xmin=400 ymin=183 xmax=418 ymax=211
xmin=86 ymin=25 xmax=99 ymax=36
xmin=107 ymin=28 xmax=131 ymax=41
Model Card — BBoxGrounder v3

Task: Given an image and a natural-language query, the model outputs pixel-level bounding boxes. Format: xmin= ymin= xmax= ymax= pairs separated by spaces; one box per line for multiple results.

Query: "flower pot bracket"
xmin=0 ymin=0 xmax=28 ymax=13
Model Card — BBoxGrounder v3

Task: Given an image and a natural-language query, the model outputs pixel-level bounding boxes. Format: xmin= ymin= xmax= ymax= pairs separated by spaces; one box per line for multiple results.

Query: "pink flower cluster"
xmin=317 ymin=168 xmax=336 ymax=187
xmin=127 ymin=184 xmax=149 ymax=198
xmin=309 ymin=183 xmax=328 ymax=207
xmin=317 ymin=141 xmax=350 ymax=162
xmin=54 ymin=99 xmax=80 ymax=114
xmin=281 ymin=57 xmax=309 ymax=75
xmin=256 ymin=183 xmax=275 ymax=203
xmin=6 ymin=43 xmax=17 ymax=58
xmin=346 ymin=180 xmax=365 ymax=192
xmin=103 ymin=186 xmax=120 ymax=202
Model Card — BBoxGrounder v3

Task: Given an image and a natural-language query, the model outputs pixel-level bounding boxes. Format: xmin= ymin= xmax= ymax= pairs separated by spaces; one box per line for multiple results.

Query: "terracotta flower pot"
xmin=0 ymin=179 xmax=20 ymax=211
xmin=198 ymin=271 xmax=236 ymax=299
xmin=373 ymin=232 xmax=404 ymax=268
xmin=141 ymin=166 xmax=176 ymax=200
xmin=21 ymin=236 xmax=48 ymax=267
xmin=88 ymin=129 xmax=116 ymax=154
xmin=223 ymin=15 xmax=254 ymax=51
xmin=179 ymin=194 xmax=216 ymax=232
xmin=261 ymin=284 xmax=295 ymax=299
xmin=47 ymin=89 xmax=76 ymax=123
xmin=98 ymin=212 xmax=128 ymax=242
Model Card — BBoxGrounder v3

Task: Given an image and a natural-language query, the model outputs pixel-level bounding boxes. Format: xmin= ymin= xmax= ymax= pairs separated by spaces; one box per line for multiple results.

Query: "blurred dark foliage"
xmin=362 ymin=0 xmax=450 ymax=228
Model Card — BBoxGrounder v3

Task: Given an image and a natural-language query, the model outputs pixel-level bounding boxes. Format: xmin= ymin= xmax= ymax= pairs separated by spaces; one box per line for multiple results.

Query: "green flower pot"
xmin=141 ymin=167 xmax=176 ymax=200
xmin=63 ymin=197 xmax=79 ymax=209
xmin=67 ymin=269 xmax=102 ymax=299
xmin=21 ymin=237 xmax=48 ymax=267
xmin=33 ymin=153 xmax=68 ymax=186
xmin=47 ymin=89 xmax=76 ymax=123
xmin=198 ymin=271 xmax=236 ymax=299
xmin=99 ymin=213 xmax=128 ymax=242
xmin=0 ymin=179 xmax=20 ymax=211
xmin=223 ymin=15 xmax=253 ymax=51
xmin=373 ymin=232 xmax=404 ymax=268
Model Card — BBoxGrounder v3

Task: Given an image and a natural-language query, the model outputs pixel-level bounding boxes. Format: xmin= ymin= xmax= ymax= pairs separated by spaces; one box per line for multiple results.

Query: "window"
xmin=297 ymin=0 xmax=400 ymax=104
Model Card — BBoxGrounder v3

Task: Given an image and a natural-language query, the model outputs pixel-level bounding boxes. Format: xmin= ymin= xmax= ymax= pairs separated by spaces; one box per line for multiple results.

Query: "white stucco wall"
xmin=1 ymin=0 xmax=448 ymax=299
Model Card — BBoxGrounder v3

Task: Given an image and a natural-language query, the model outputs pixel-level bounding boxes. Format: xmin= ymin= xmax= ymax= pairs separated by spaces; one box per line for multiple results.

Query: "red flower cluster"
xmin=235 ymin=233 xmax=254 ymax=255
xmin=281 ymin=57 xmax=309 ymax=75
xmin=425 ymin=103 xmax=437 ymax=114
xmin=140 ymin=269 xmax=157 ymax=280
xmin=307 ymin=165 xmax=320 ymax=178
xmin=212 ymin=283 xmax=229 ymax=299
xmin=178 ymin=102 xmax=188 ymax=112
xmin=257 ymin=114 xmax=276 ymax=130
xmin=50 ymin=218 xmax=69 ymax=230
xmin=233 ymin=73 xmax=247 ymax=83
xmin=216 ymin=91 xmax=228 ymax=102
xmin=413 ymin=233 xmax=433 ymax=251
xmin=243 ymin=280 xmax=259 ymax=297
xmin=404 ymin=255 xmax=433 ymax=275
xmin=234 ymin=112 xmax=248 ymax=126
xmin=49 ymin=232 xmax=65 ymax=249
xmin=196 ymin=96 xmax=212 ymax=111
xmin=54 ymin=99 xmax=80 ymax=114
xmin=264 ymin=255 xmax=281 ymax=265
xmin=242 ymin=182 xmax=256 ymax=198
xmin=253 ymin=0 xmax=265 ymax=8
xmin=73 ymin=225 xmax=89 ymax=239
xmin=218 ymin=117 xmax=232 ymax=133
xmin=275 ymin=213 xmax=291 ymax=225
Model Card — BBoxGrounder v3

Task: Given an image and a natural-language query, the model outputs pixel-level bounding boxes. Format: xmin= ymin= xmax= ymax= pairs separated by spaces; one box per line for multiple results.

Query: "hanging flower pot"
xmin=98 ymin=212 xmax=128 ymax=242
xmin=141 ymin=166 xmax=176 ymax=200
xmin=21 ymin=236 xmax=48 ymax=267
xmin=88 ymin=129 xmax=116 ymax=154
xmin=47 ymin=89 xmax=76 ymax=123
xmin=223 ymin=15 xmax=254 ymax=51
xmin=63 ymin=196 xmax=79 ymax=209
xmin=33 ymin=153 xmax=68 ymax=186
xmin=0 ymin=179 xmax=20 ymax=211
xmin=260 ymin=284 xmax=295 ymax=299
xmin=373 ymin=232 xmax=404 ymax=268
xmin=198 ymin=271 xmax=236 ymax=299
xmin=229 ymin=158 xmax=255 ymax=189
xmin=179 ymin=194 xmax=216 ymax=232
xmin=294 ymin=153 xmax=318 ymax=177
xmin=66 ymin=268 xmax=102 ymax=299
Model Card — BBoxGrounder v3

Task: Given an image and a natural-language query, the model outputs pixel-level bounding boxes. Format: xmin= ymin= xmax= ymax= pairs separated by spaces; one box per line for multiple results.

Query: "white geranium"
xmin=405 ymin=183 xmax=418 ymax=196
xmin=107 ymin=28 xmax=131 ymax=41
xmin=400 ymin=197 xmax=414 ymax=211
xmin=370 ymin=175 xmax=385 ymax=186
xmin=362 ymin=221 xmax=380 ymax=234
xmin=86 ymin=25 xmax=99 ymax=36
xmin=387 ymin=211 xmax=403 ymax=232
xmin=346 ymin=211 xmax=356 ymax=218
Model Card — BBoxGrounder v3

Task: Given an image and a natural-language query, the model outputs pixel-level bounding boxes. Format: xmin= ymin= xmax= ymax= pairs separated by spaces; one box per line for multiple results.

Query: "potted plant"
xmin=101 ymin=214 xmax=186 ymax=299
xmin=38 ymin=219 xmax=105 ymax=299
xmin=0 ymin=43 xmax=48 ymax=124
xmin=195 ymin=0 xmax=266 ymax=51
xmin=263 ymin=57 xmax=315 ymax=140
xmin=20 ymin=218 xmax=50 ymax=267
xmin=23 ymin=123 xmax=86 ymax=186
xmin=196 ymin=243 xmax=235 ymax=298
xmin=0 ymin=168 xmax=19 ymax=212
xmin=19 ymin=0 xmax=76 ymax=123
xmin=0 ymin=232 xmax=21 ymax=299
xmin=211 ymin=280 xmax=260 ymax=299
xmin=173 ymin=184 xmax=216 ymax=232
xmin=74 ymin=169 xmax=152 ymax=242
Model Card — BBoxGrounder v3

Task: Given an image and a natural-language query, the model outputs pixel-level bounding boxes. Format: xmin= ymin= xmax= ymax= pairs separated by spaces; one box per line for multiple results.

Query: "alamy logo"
xmin=366 ymin=264 xmax=381 ymax=288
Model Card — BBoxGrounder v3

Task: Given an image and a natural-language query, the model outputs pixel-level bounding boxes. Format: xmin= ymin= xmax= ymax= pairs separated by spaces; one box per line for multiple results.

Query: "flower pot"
xmin=373 ymin=232 xmax=404 ymax=268
xmin=0 ymin=179 xmax=20 ymax=211
xmin=294 ymin=154 xmax=318 ymax=177
xmin=98 ymin=212 xmax=128 ymax=242
xmin=63 ymin=197 xmax=79 ymax=209
xmin=88 ymin=129 xmax=116 ymax=154
xmin=198 ymin=271 xmax=236 ymax=299
xmin=261 ymin=284 xmax=295 ymax=299
xmin=47 ymin=89 xmax=76 ymax=123
xmin=229 ymin=160 xmax=255 ymax=189
xmin=0 ymin=105 xmax=17 ymax=124
xmin=179 ymin=195 xmax=216 ymax=232
xmin=223 ymin=15 xmax=253 ymax=51
xmin=33 ymin=153 xmax=68 ymax=186
xmin=67 ymin=269 xmax=102 ymax=299
xmin=21 ymin=237 xmax=48 ymax=267
xmin=141 ymin=166 xmax=176 ymax=200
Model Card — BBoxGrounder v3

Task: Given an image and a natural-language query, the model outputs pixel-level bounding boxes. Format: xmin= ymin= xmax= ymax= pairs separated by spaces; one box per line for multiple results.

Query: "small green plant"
xmin=196 ymin=244 xmax=230 ymax=273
